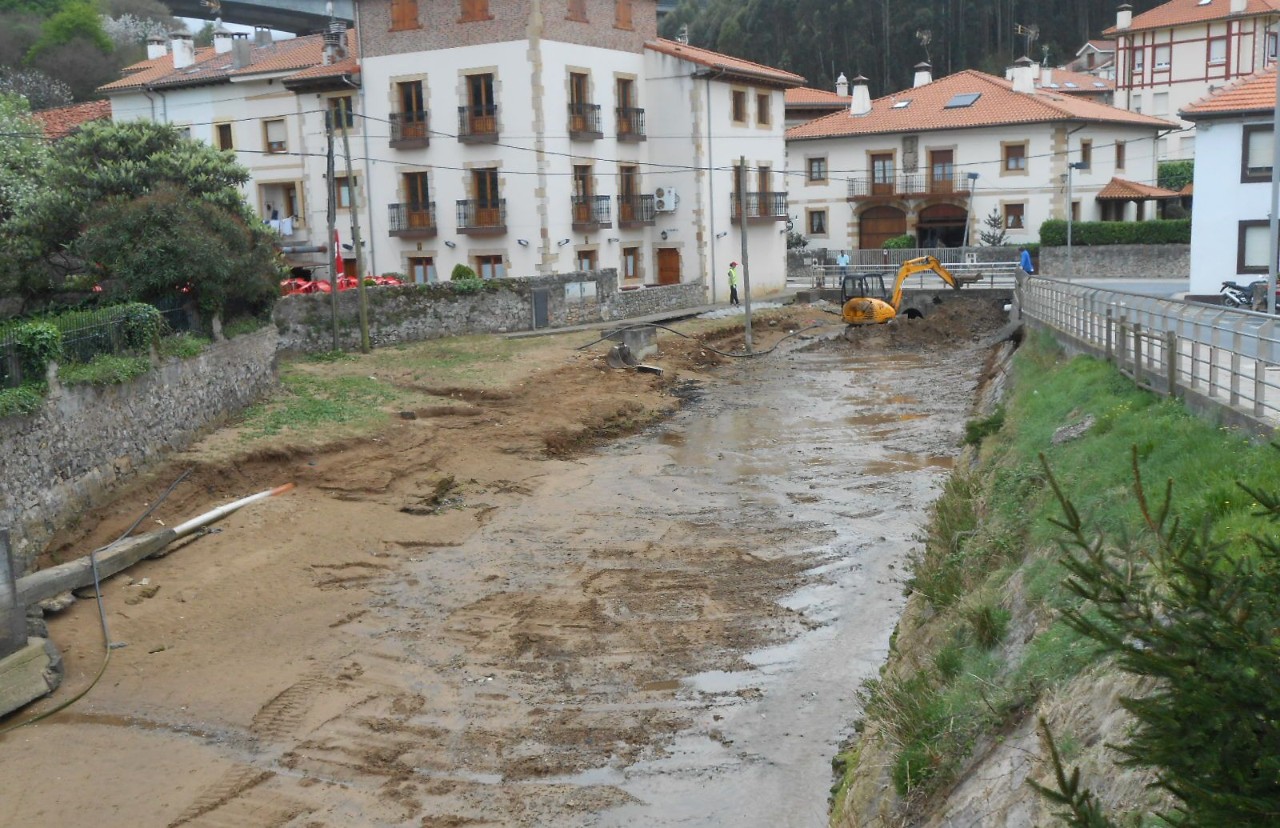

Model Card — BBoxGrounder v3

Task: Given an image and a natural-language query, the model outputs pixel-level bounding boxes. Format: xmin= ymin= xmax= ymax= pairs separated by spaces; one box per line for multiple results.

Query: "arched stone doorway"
xmin=916 ymin=203 xmax=968 ymax=247
xmin=859 ymin=205 xmax=907 ymax=250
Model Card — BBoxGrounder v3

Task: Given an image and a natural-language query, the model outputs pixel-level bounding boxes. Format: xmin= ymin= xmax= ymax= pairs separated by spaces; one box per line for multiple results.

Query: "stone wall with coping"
xmin=274 ymin=269 xmax=707 ymax=352
xmin=1038 ymin=244 xmax=1190 ymax=280
xmin=0 ymin=329 xmax=278 ymax=574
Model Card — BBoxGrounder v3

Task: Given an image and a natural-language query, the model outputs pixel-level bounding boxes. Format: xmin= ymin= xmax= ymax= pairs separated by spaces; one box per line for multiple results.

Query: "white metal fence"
xmin=1019 ymin=275 xmax=1280 ymax=429
xmin=793 ymin=247 xmax=1023 ymax=289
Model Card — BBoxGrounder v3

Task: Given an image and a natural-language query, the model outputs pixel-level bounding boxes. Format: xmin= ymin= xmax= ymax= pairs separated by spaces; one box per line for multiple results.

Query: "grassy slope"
xmin=832 ymin=330 xmax=1280 ymax=825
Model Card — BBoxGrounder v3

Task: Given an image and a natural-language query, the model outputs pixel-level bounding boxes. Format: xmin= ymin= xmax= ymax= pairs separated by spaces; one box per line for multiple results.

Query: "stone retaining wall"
xmin=1038 ymin=244 xmax=1189 ymax=279
xmin=0 ymin=329 xmax=278 ymax=573
xmin=275 ymin=269 xmax=708 ymax=352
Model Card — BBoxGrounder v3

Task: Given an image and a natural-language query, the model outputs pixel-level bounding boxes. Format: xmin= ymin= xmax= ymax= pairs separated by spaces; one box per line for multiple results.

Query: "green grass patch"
xmin=156 ymin=332 xmax=209 ymax=359
xmin=850 ymin=330 xmax=1280 ymax=811
xmin=222 ymin=316 xmax=268 ymax=338
xmin=59 ymin=354 xmax=152 ymax=386
xmin=0 ymin=383 xmax=47 ymax=417
xmin=239 ymin=373 xmax=401 ymax=438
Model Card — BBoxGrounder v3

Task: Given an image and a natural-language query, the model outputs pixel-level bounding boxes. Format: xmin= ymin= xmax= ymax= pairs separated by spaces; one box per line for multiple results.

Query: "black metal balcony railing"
xmin=388 ymin=202 xmax=436 ymax=237
xmin=616 ymin=193 xmax=656 ymax=226
xmin=567 ymin=103 xmax=603 ymax=139
xmin=846 ymin=172 xmax=975 ymax=198
xmin=389 ymin=111 xmax=429 ymax=147
xmin=730 ymin=191 xmax=788 ymax=221
xmin=457 ymin=104 xmax=499 ymax=142
xmin=616 ymin=107 xmax=646 ymax=141
xmin=456 ymin=199 xmax=507 ymax=234
xmin=571 ymin=194 xmax=612 ymax=229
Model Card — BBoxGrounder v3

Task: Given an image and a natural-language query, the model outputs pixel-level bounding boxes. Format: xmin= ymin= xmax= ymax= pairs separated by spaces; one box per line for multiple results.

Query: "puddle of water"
xmin=845 ymin=411 xmax=929 ymax=426
xmin=657 ymin=431 xmax=685 ymax=447
xmin=860 ymin=452 xmax=955 ymax=475
xmin=687 ymin=670 xmax=757 ymax=695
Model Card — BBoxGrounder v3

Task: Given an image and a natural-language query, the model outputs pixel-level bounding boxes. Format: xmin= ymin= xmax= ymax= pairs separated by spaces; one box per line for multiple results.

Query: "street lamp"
xmin=1066 ymin=161 xmax=1086 ymax=280
xmin=960 ymin=172 xmax=980 ymax=248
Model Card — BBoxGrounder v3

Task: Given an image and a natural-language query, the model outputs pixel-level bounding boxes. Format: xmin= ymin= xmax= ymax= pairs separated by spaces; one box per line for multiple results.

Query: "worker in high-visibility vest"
xmin=727 ymin=261 xmax=740 ymax=306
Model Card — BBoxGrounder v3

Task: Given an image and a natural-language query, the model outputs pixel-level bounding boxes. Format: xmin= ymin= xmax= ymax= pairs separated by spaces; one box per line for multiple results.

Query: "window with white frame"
xmin=1209 ymin=37 xmax=1227 ymax=64
xmin=1239 ymin=221 xmax=1274 ymax=273
xmin=1153 ymin=92 xmax=1169 ymax=115
xmin=1243 ymin=124 xmax=1274 ymax=182
xmin=1154 ymin=45 xmax=1170 ymax=69
xmin=264 ymin=119 xmax=286 ymax=153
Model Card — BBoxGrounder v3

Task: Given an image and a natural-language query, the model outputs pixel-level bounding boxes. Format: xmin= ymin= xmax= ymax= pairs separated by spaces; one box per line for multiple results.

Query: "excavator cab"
xmin=840 ymin=273 xmax=889 ymax=305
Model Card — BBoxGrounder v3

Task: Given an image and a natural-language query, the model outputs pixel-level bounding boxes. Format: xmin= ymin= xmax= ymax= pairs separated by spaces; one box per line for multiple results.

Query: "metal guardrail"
xmin=1019 ymin=275 xmax=1280 ymax=428
xmin=802 ymin=262 xmax=1020 ymax=289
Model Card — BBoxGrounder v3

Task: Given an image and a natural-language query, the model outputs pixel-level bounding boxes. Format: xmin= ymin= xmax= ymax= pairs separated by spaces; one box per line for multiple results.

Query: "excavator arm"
xmin=887 ymin=255 xmax=962 ymax=311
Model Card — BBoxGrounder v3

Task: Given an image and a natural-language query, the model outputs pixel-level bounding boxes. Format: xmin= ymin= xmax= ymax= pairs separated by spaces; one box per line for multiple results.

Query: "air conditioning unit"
xmin=654 ymin=186 xmax=678 ymax=212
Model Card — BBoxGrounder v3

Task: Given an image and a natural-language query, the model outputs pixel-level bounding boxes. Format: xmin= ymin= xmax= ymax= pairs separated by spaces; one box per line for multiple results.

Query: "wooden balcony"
xmin=572 ymin=195 xmax=612 ymax=231
xmin=568 ymin=103 xmax=603 ymax=140
xmin=389 ymin=111 xmax=429 ymax=149
xmin=457 ymin=105 xmax=498 ymax=143
xmin=388 ymin=202 xmax=436 ymax=238
xmin=617 ymin=194 xmax=655 ymax=227
xmin=729 ymin=191 xmax=788 ymax=222
xmin=616 ymin=107 xmax=646 ymax=142
xmin=456 ymin=199 xmax=506 ymax=235
xmin=846 ymin=172 xmax=974 ymax=200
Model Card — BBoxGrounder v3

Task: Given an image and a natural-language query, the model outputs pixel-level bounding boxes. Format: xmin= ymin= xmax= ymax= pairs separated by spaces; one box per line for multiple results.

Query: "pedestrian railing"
xmin=1019 ymin=275 xmax=1280 ymax=429
xmin=801 ymin=262 xmax=1021 ymax=289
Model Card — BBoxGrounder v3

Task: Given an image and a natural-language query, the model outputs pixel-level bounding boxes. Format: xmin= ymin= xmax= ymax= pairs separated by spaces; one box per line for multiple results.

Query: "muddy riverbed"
xmin=0 ymin=302 xmax=1001 ymax=827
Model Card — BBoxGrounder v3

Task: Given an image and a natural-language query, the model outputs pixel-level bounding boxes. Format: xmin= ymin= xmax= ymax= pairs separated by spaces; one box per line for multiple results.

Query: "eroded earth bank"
xmin=0 ymin=301 xmax=1006 ymax=827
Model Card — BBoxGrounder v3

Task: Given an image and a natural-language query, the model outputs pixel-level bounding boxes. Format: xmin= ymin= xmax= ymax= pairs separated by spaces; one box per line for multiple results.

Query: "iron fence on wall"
xmin=1019 ymin=275 xmax=1280 ymax=430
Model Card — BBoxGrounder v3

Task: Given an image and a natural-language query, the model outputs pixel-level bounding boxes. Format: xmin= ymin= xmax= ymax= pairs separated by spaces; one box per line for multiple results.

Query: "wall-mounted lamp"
xmin=557 ymin=238 xmax=571 ymax=246
xmin=715 ymin=231 xmax=728 ymax=239
xmin=779 ymin=226 xmax=788 ymax=234
xmin=660 ymin=231 xmax=668 ymax=240
xmin=517 ymin=239 xmax=530 ymax=246
xmin=444 ymin=240 xmax=457 ymax=248
xmin=607 ymin=237 xmax=619 ymax=243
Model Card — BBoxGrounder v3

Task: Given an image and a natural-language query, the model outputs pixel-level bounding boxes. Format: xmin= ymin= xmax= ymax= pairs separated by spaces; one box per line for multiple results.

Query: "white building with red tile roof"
xmin=1181 ymin=67 xmax=1278 ymax=293
xmin=100 ymin=26 xmax=370 ymax=276
xmin=353 ymin=0 xmax=802 ymax=297
xmin=1106 ymin=0 xmax=1280 ymax=160
xmin=785 ymin=61 xmax=1176 ymax=255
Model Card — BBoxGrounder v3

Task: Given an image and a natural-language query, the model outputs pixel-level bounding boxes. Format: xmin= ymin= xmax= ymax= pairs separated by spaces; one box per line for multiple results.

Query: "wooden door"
xmin=929 ymin=149 xmax=954 ymax=193
xmin=468 ymin=74 xmax=495 ymax=133
xmin=569 ymin=73 xmax=589 ymax=132
xmin=871 ymin=153 xmax=894 ymax=195
xmin=656 ymin=248 xmax=680 ymax=285
xmin=473 ymin=168 xmax=499 ymax=227
xmin=859 ymin=206 xmax=906 ymax=250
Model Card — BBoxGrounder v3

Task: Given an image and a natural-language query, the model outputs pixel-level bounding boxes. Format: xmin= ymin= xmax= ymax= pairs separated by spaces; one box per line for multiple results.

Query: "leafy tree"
xmin=1037 ymin=450 xmax=1280 ymax=826
xmin=0 ymin=66 xmax=72 ymax=109
xmin=2 ymin=119 xmax=261 ymax=303
xmin=0 ymin=93 xmax=49 ymax=220
xmin=26 ymin=1 xmax=111 ymax=61
xmin=29 ymin=37 xmax=120 ymax=100
xmin=192 ymin=20 xmax=214 ymax=47
xmin=0 ymin=11 xmax=43 ymax=65
xmin=978 ymin=207 xmax=1008 ymax=246
xmin=74 ymin=184 xmax=281 ymax=322
xmin=1157 ymin=160 xmax=1194 ymax=193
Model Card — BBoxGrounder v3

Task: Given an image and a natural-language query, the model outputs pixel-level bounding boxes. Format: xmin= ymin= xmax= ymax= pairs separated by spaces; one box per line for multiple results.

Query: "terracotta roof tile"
xmin=1181 ymin=66 xmax=1277 ymax=116
xmin=644 ymin=38 xmax=804 ymax=87
xmin=1037 ymin=68 xmax=1115 ymax=94
xmin=785 ymin=86 xmax=850 ymax=106
xmin=31 ymin=99 xmax=112 ymax=139
xmin=1104 ymin=0 xmax=1280 ymax=36
xmin=786 ymin=69 xmax=1174 ymax=141
xmin=99 ymin=33 xmax=354 ymax=94
xmin=284 ymin=55 xmax=359 ymax=84
xmin=1082 ymin=39 xmax=1116 ymax=52
xmin=1096 ymin=176 xmax=1182 ymax=200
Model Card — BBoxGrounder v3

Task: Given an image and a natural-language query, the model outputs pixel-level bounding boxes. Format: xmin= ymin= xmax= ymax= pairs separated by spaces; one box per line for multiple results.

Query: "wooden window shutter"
xmin=615 ymin=0 xmax=632 ymax=28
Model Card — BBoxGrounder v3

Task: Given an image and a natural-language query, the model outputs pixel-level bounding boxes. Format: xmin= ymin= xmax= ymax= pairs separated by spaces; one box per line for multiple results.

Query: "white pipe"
xmin=172 ymin=483 xmax=296 ymax=538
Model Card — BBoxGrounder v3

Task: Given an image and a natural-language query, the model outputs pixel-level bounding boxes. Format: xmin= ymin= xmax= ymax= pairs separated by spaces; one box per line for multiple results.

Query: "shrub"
xmin=964 ymin=408 xmax=1004 ymax=446
xmin=59 ymin=354 xmax=151 ymax=386
xmin=13 ymin=321 xmax=62 ymax=378
xmin=1039 ymin=219 xmax=1190 ymax=246
xmin=882 ymin=234 xmax=916 ymax=250
xmin=450 ymin=264 xmax=478 ymax=281
xmin=1158 ymin=159 xmax=1194 ymax=192
xmin=0 ymin=383 xmax=46 ymax=418
xmin=118 ymin=303 xmax=164 ymax=351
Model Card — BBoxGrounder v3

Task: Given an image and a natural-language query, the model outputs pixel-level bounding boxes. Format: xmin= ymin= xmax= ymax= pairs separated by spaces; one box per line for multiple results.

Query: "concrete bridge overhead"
xmin=167 ymin=0 xmax=352 ymax=34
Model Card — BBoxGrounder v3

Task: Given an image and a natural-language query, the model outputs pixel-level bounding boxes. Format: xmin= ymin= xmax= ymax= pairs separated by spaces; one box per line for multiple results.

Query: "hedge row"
xmin=1039 ymin=219 xmax=1190 ymax=246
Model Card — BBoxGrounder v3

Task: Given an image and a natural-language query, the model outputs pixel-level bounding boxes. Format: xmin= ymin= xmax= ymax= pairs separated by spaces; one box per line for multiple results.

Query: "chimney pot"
xmin=1117 ymin=4 xmax=1133 ymax=30
xmin=849 ymin=75 xmax=871 ymax=116
xmin=1011 ymin=56 xmax=1035 ymax=93
xmin=913 ymin=61 xmax=932 ymax=88
xmin=146 ymin=34 xmax=166 ymax=60
xmin=254 ymin=27 xmax=272 ymax=47
xmin=169 ymin=29 xmax=194 ymax=70
xmin=213 ymin=19 xmax=233 ymax=54
xmin=836 ymin=72 xmax=848 ymax=97
xmin=231 ymin=35 xmax=251 ymax=70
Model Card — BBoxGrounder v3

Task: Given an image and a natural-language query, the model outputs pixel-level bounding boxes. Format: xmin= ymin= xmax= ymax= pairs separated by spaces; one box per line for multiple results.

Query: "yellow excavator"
xmin=841 ymin=255 xmax=962 ymax=325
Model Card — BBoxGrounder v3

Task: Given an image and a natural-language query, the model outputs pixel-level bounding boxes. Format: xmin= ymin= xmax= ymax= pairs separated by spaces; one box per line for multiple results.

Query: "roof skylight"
xmin=892 ymin=99 xmax=912 ymax=109
xmin=944 ymin=92 xmax=981 ymax=109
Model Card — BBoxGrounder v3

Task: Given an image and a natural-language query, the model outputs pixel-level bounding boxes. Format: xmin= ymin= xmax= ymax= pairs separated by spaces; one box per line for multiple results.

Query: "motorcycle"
xmin=1221 ymin=280 xmax=1255 ymax=308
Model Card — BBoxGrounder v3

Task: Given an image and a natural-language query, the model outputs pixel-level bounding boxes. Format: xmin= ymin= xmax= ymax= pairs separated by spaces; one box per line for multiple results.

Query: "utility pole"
xmin=1268 ymin=66 xmax=1280 ymax=315
xmin=325 ymin=107 xmax=339 ymax=351
xmin=737 ymin=155 xmax=753 ymax=352
xmin=338 ymin=97 xmax=370 ymax=353
xmin=1066 ymin=161 xmax=1084 ymax=280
